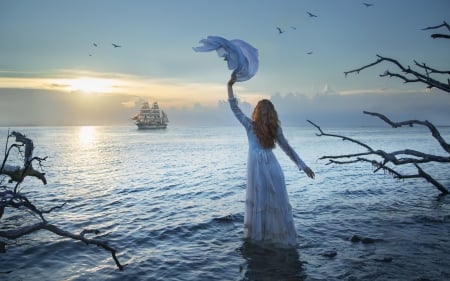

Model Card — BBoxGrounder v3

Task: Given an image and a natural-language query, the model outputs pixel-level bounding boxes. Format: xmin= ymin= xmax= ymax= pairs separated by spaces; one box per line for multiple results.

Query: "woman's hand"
xmin=227 ymin=74 xmax=237 ymax=99
xmin=303 ymin=166 xmax=315 ymax=179
xmin=228 ymin=73 xmax=237 ymax=86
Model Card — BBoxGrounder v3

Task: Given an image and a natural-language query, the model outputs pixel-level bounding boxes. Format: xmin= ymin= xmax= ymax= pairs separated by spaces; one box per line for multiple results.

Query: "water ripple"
xmin=1 ymin=126 xmax=449 ymax=281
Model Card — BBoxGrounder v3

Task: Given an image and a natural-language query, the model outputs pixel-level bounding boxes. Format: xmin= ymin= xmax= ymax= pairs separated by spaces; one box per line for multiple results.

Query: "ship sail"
xmin=133 ymin=101 xmax=168 ymax=129
xmin=161 ymin=111 xmax=169 ymax=123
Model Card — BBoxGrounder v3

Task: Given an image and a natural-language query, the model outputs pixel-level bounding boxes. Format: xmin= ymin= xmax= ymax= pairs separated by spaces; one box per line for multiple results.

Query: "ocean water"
xmin=0 ymin=125 xmax=449 ymax=281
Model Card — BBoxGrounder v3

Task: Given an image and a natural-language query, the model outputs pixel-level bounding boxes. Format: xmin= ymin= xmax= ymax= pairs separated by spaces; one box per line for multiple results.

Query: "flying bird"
xmin=93 ymin=43 xmax=98 ymax=47
xmin=306 ymin=11 xmax=318 ymax=18
xmin=362 ymin=3 xmax=374 ymax=7
xmin=276 ymin=27 xmax=285 ymax=34
xmin=306 ymin=51 xmax=313 ymax=55
xmin=112 ymin=43 xmax=122 ymax=48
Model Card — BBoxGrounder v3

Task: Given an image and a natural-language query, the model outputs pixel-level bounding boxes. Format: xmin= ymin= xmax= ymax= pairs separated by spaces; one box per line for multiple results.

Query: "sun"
xmin=65 ymin=77 xmax=115 ymax=94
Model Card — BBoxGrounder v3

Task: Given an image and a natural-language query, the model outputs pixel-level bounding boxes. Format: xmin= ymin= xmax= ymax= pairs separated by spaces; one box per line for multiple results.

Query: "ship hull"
xmin=136 ymin=123 xmax=167 ymax=130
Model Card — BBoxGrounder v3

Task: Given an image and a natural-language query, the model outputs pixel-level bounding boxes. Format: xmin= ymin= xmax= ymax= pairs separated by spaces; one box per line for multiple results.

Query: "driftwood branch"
xmin=308 ymin=115 xmax=450 ymax=195
xmin=0 ymin=131 xmax=124 ymax=270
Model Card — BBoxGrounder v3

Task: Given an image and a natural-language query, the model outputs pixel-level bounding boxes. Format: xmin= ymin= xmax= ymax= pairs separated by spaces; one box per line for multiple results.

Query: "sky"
xmin=0 ymin=0 xmax=449 ymax=127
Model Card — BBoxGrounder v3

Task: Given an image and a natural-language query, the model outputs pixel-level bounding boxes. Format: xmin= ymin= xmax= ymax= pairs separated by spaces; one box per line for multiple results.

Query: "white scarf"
xmin=193 ymin=36 xmax=259 ymax=82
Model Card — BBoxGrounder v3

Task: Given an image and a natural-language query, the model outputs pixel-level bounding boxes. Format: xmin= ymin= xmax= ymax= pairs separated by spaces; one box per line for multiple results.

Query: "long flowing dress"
xmin=229 ymin=97 xmax=307 ymax=247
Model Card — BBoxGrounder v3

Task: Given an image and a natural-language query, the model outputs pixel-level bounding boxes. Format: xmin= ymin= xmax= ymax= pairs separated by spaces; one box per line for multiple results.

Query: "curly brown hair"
xmin=252 ymin=99 xmax=279 ymax=148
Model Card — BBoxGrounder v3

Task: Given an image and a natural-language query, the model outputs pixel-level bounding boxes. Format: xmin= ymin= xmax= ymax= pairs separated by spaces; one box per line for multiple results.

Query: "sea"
xmin=0 ymin=125 xmax=449 ymax=281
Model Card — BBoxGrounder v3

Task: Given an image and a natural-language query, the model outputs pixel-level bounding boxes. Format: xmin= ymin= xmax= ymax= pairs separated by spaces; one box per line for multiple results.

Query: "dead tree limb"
xmin=0 ymin=131 xmax=124 ymax=270
xmin=307 ymin=118 xmax=450 ymax=195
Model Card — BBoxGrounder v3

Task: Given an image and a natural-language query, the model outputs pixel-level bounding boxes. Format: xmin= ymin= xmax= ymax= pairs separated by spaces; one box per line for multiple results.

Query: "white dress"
xmin=229 ymin=97 xmax=307 ymax=247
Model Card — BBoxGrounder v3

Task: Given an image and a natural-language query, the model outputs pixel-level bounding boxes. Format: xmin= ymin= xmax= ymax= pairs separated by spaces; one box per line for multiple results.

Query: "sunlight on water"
xmin=77 ymin=126 xmax=97 ymax=148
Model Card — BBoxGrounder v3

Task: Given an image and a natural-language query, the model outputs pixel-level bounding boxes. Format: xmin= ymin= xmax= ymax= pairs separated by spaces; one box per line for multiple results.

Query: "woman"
xmin=228 ymin=74 xmax=315 ymax=247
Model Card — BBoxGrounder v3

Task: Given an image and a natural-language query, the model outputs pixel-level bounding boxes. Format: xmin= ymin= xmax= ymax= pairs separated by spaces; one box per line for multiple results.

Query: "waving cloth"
xmin=193 ymin=36 xmax=259 ymax=82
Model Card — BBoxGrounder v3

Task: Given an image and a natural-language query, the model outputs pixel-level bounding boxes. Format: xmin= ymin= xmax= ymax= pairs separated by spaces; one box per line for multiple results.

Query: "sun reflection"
xmin=78 ymin=126 xmax=96 ymax=147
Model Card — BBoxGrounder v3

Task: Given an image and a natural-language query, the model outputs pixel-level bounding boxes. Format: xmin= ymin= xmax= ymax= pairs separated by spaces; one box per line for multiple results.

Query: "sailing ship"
xmin=132 ymin=101 xmax=169 ymax=129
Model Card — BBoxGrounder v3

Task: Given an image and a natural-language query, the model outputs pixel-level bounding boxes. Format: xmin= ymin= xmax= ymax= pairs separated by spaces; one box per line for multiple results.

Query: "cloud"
xmin=0 ymin=70 xmax=245 ymax=109
xmin=270 ymin=87 xmax=450 ymax=126
xmin=0 ymin=88 xmax=136 ymax=126
xmin=1 ymin=73 xmax=449 ymax=127
xmin=121 ymin=99 xmax=137 ymax=108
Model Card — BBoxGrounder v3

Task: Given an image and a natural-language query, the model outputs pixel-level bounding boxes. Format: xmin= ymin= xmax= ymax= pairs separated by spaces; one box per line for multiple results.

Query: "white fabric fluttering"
xmin=193 ymin=36 xmax=259 ymax=82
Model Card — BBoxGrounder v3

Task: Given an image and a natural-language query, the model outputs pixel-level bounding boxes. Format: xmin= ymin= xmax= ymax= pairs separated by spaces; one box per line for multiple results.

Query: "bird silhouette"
xmin=306 ymin=11 xmax=318 ymax=17
xmin=306 ymin=51 xmax=313 ymax=55
xmin=93 ymin=43 xmax=98 ymax=47
xmin=276 ymin=27 xmax=285 ymax=34
xmin=112 ymin=43 xmax=122 ymax=48
xmin=362 ymin=3 xmax=374 ymax=7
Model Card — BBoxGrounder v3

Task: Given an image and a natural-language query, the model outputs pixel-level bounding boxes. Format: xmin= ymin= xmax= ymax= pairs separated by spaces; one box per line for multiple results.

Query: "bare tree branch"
xmin=422 ymin=21 xmax=450 ymax=32
xmin=344 ymin=55 xmax=450 ymax=92
xmin=335 ymin=23 xmax=450 ymax=195
xmin=414 ymin=61 xmax=450 ymax=75
xmin=430 ymin=34 xmax=450 ymax=39
xmin=308 ymin=116 xmax=450 ymax=195
xmin=415 ymin=164 xmax=449 ymax=194
xmin=0 ymin=221 xmax=124 ymax=270
xmin=422 ymin=21 xmax=450 ymax=39
xmin=307 ymin=120 xmax=374 ymax=151
xmin=344 ymin=22 xmax=449 ymax=91
xmin=363 ymin=111 xmax=450 ymax=154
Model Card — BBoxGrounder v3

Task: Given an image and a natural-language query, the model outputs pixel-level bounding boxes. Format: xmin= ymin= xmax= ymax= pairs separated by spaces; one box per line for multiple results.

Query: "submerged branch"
xmin=0 ymin=222 xmax=124 ymax=270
